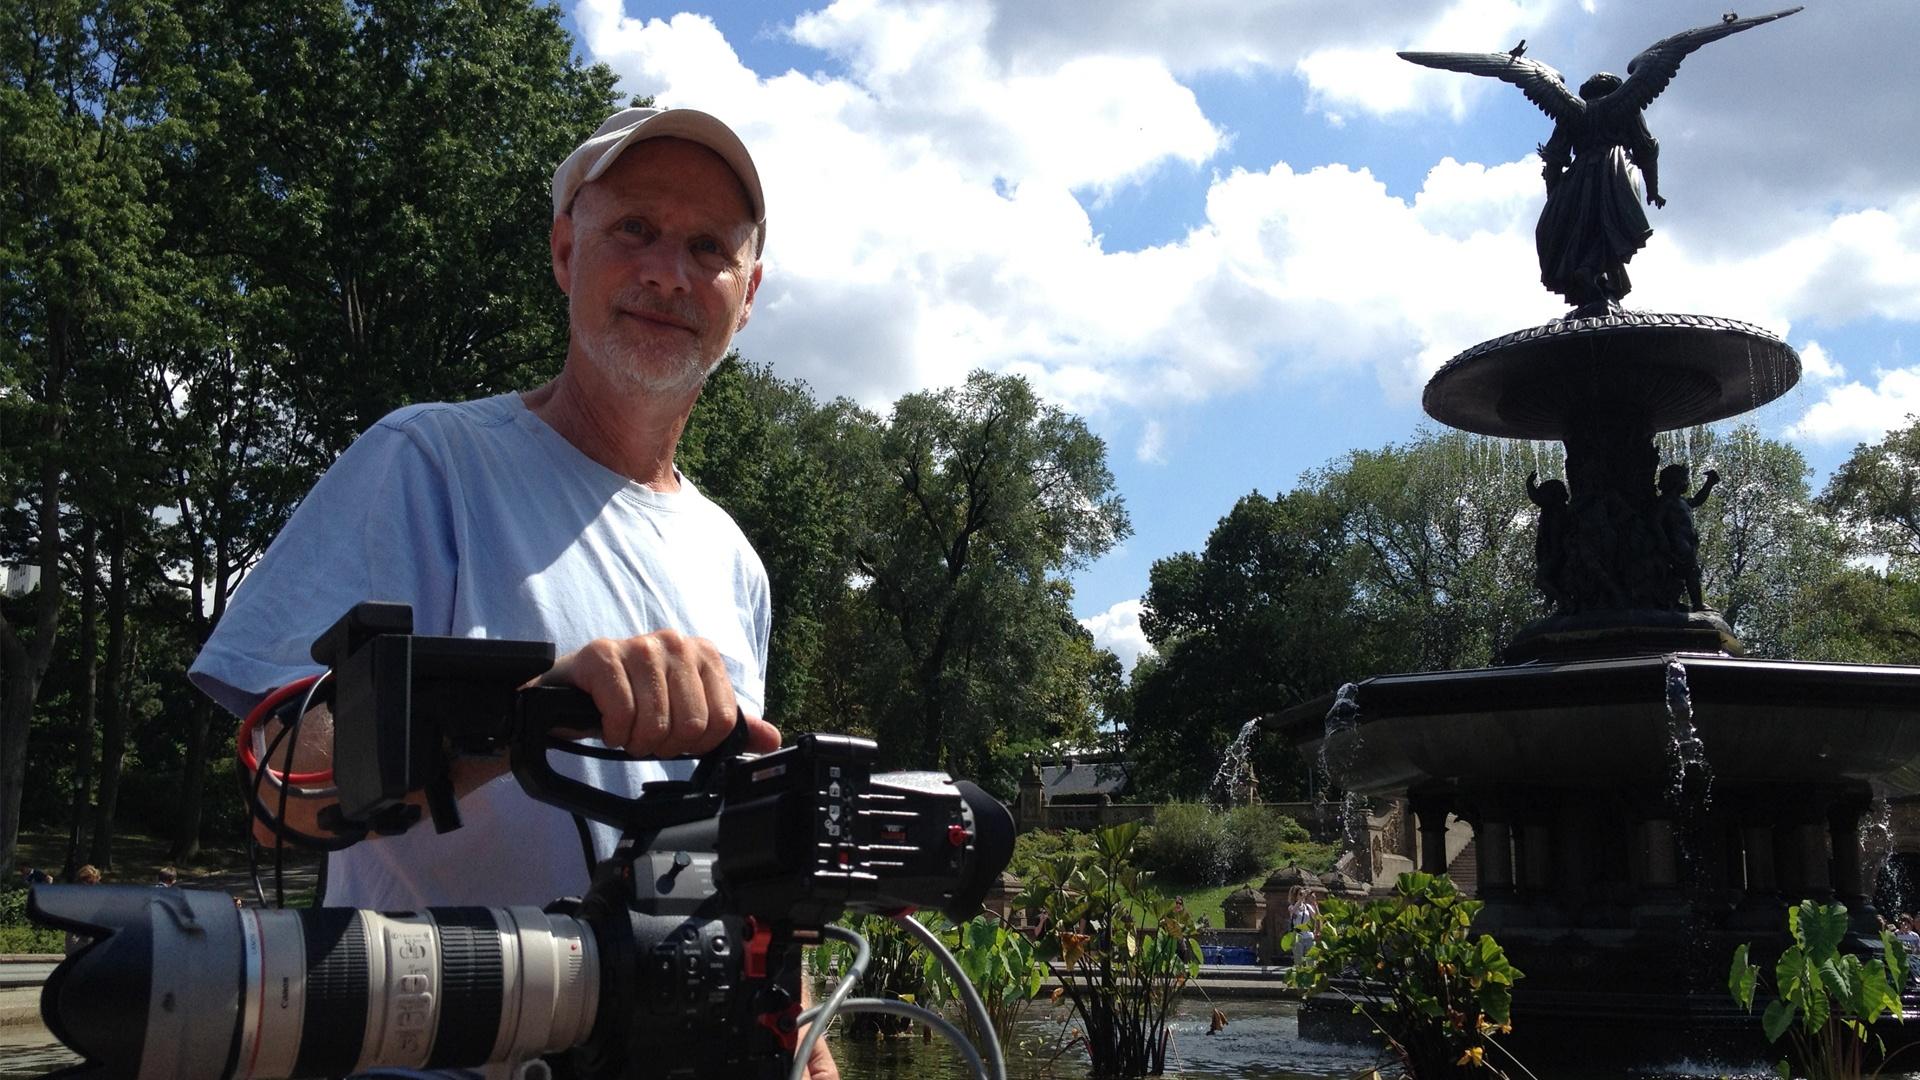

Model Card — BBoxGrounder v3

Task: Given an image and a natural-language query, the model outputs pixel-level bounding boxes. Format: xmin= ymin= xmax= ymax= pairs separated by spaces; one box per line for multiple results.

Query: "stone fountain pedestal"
xmin=1272 ymin=310 xmax=1920 ymax=1065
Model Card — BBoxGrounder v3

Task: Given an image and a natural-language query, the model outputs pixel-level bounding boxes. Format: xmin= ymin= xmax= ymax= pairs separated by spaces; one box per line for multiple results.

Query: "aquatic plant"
xmin=1286 ymin=871 xmax=1523 ymax=1078
xmin=918 ymin=913 xmax=1048 ymax=1050
xmin=1729 ymin=900 xmax=1909 ymax=1080
xmin=1019 ymin=821 xmax=1203 ymax=1077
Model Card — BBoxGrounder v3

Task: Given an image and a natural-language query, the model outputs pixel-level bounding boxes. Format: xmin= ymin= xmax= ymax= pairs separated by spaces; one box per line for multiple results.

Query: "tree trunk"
xmin=88 ymin=521 xmax=132 ymax=870
xmin=0 ymin=393 xmax=67 ymax=881
xmin=169 ymin=695 xmax=215 ymax=862
xmin=65 ymin=523 xmax=99 ymax=877
xmin=0 ymin=636 xmax=45 ymax=883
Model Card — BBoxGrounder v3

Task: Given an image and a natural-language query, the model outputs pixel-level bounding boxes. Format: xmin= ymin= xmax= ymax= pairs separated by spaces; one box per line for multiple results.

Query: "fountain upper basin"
xmin=1423 ymin=312 xmax=1800 ymax=439
xmin=1277 ymin=652 xmax=1920 ymax=797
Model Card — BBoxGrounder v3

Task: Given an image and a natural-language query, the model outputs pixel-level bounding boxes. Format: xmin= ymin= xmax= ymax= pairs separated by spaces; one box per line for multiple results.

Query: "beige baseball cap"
xmin=552 ymin=106 xmax=765 ymax=250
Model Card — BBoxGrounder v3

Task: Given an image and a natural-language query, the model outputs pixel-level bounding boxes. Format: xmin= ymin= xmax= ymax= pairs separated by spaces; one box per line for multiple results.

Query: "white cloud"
xmin=1798 ymin=341 xmax=1842 ymax=383
xmin=1788 ymin=367 xmax=1920 ymax=447
xmin=1080 ymin=599 xmax=1155 ymax=674
xmin=1296 ymin=0 xmax=1550 ymax=121
xmin=1137 ymin=419 xmax=1166 ymax=464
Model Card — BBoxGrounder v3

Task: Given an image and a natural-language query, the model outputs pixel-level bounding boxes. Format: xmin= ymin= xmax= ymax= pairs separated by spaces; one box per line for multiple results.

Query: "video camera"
xmin=28 ymin=602 xmax=1015 ymax=1080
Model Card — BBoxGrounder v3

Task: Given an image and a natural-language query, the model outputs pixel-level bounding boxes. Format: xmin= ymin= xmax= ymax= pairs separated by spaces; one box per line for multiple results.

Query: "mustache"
xmin=614 ymin=288 xmax=702 ymax=330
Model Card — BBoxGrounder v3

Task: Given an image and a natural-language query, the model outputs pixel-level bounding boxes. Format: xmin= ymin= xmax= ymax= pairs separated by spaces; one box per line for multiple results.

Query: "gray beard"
xmin=575 ymin=307 xmax=723 ymax=398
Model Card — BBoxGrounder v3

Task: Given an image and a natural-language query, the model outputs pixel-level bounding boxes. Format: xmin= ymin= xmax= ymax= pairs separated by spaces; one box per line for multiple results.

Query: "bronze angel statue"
xmin=1401 ymin=9 xmax=1799 ymax=315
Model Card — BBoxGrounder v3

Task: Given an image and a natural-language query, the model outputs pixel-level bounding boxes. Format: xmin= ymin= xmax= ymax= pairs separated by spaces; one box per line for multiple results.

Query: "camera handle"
xmin=511 ymin=685 xmax=753 ymax=832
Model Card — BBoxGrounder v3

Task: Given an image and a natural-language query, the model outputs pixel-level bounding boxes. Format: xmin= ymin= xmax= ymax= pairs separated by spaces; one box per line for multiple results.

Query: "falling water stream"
xmin=1663 ymin=659 xmax=1713 ymax=808
xmin=1208 ymin=718 xmax=1265 ymax=809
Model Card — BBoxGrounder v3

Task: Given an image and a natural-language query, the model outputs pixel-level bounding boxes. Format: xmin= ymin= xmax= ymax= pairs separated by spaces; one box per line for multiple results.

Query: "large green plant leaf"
xmin=1730 ymin=943 xmax=1758 ymax=1008
xmin=1761 ymin=998 xmax=1797 ymax=1043
xmin=1798 ymin=902 xmax=1849 ymax=960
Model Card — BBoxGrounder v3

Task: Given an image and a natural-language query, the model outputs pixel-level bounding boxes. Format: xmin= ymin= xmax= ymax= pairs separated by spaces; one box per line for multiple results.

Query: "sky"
xmin=556 ymin=0 xmax=1920 ymax=674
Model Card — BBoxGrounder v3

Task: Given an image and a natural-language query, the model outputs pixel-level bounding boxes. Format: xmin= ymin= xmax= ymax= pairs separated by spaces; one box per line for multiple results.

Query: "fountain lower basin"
xmin=1272 ymin=650 xmax=1920 ymax=1064
xmin=1286 ymin=652 xmax=1920 ymax=797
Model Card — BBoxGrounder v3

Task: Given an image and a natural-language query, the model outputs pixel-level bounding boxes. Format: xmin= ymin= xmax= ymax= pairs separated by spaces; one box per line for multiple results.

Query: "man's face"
xmin=552 ymin=138 xmax=762 ymax=399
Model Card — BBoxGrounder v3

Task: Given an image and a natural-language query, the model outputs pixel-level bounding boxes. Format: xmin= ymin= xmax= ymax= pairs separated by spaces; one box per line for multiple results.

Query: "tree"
xmin=1310 ymin=431 xmax=1545 ymax=673
xmin=1 ymin=0 xmax=195 ymax=880
xmin=1130 ymin=489 xmax=1360 ymax=798
xmin=1129 ymin=431 xmax=1551 ymax=800
xmin=842 ymin=371 xmax=1129 ymax=787
xmin=1821 ymin=416 xmax=1920 ymax=566
xmin=1677 ymin=425 xmax=1848 ymax=658
xmin=678 ymin=357 xmax=864 ymax=725
xmin=1800 ymin=418 xmax=1920 ymax=664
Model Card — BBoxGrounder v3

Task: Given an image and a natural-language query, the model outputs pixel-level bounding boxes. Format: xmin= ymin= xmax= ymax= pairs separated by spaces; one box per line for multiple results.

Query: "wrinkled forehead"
xmin=571 ymin=138 xmax=759 ymax=241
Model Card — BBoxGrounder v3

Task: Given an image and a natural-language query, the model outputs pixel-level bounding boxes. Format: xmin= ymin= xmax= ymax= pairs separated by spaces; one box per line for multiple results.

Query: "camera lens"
xmin=30 ymin=884 xmax=600 ymax=1080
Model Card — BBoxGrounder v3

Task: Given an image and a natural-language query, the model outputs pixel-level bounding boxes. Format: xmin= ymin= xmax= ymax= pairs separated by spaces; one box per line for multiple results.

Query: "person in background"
xmin=1288 ymin=885 xmax=1320 ymax=964
xmin=1895 ymin=913 xmax=1920 ymax=981
xmin=155 ymin=866 xmax=178 ymax=887
xmin=64 ymin=866 xmax=103 ymax=956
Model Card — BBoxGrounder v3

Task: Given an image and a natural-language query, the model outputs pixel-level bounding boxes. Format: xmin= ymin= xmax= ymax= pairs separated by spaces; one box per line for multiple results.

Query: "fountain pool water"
xmin=838 ymin=997 xmax=1894 ymax=1080
xmin=6 ymin=993 xmax=1920 ymax=1078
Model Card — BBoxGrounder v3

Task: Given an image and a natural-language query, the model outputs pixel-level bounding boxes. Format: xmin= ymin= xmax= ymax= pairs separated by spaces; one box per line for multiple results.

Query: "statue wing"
xmin=1397 ymin=51 xmax=1584 ymax=123
xmin=1605 ymin=7 xmax=1803 ymax=117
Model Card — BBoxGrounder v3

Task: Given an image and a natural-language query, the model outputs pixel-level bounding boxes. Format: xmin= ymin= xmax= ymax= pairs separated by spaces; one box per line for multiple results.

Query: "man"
xmin=192 ymin=107 xmax=836 ymax=1077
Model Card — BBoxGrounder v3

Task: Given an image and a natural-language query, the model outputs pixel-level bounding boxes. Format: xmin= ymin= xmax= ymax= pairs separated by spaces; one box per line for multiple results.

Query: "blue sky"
xmin=556 ymin=0 xmax=1920 ymax=671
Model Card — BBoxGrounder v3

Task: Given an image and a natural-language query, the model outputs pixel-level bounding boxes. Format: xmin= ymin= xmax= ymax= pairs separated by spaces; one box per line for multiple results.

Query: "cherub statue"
xmin=1655 ymin=463 xmax=1720 ymax=612
xmin=1526 ymin=470 xmax=1571 ymax=611
xmin=1400 ymin=9 xmax=1800 ymax=315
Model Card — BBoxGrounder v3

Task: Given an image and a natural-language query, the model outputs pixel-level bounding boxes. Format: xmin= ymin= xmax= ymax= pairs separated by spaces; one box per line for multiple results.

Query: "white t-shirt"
xmin=190 ymin=393 xmax=770 ymax=910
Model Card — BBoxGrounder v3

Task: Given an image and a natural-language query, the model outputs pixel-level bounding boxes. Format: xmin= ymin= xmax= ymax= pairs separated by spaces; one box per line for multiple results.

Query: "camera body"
xmin=561 ymin=730 xmax=1009 ymax=1079
xmin=29 ymin=603 xmax=1014 ymax=1079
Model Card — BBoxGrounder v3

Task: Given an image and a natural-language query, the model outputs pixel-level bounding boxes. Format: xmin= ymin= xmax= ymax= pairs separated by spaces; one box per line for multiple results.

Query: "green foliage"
xmin=1009 ymin=828 xmax=1100 ymax=882
xmin=0 ymin=884 xmax=63 ymax=953
xmin=1729 ymin=901 xmax=1907 ymax=1080
xmin=1019 ymin=822 xmax=1202 ymax=1078
xmin=683 ymin=364 xmax=1134 ymax=797
xmin=1130 ymin=433 xmax=1553 ymax=800
xmin=918 ymin=914 xmax=1048 ymax=1050
xmin=1134 ymin=803 xmax=1221 ymax=882
xmin=1219 ymin=804 xmax=1308 ymax=876
xmin=1314 ymin=432 xmax=1545 ymax=673
xmin=681 ymin=358 xmax=866 ymax=724
xmin=835 ymin=370 xmax=1131 ymax=789
xmin=1821 ymin=418 xmax=1920 ymax=567
xmin=1135 ymin=803 xmax=1308 ymax=885
xmin=1287 ymin=872 xmax=1522 ymax=1078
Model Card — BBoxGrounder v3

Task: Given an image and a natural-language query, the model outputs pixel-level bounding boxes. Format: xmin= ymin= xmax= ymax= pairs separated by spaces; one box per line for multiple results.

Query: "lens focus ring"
xmin=295 ymin=910 xmax=370 ymax=1079
xmin=427 ymin=908 xmax=506 ymax=1069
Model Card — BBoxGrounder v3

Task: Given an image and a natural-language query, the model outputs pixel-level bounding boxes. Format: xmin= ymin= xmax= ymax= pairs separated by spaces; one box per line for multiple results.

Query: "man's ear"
xmin=735 ymin=261 xmax=764 ymax=333
xmin=551 ymin=214 xmax=575 ymax=295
